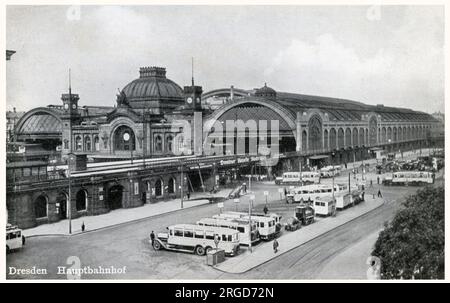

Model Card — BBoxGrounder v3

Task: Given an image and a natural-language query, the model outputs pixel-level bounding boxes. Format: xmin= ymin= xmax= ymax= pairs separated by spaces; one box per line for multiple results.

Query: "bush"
xmin=372 ymin=186 xmax=444 ymax=279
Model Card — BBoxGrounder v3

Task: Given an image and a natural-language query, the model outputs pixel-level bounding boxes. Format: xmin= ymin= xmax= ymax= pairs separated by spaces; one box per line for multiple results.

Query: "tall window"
xmin=114 ymin=125 xmax=135 ymax=151
xmin=84 ymin=136 xmax=91 ymax=151
xmin=155 ymin=135 xmax=163 ymax=153
xmin=166 ymin=135 xmax=173 ymax=153
xmin=75 ymin=136 xmax=82 ymax=151
xmin=369 ymin=116 xmax=378 ymax=146
xmin=308 ymin=115 xmax=323 ymax=152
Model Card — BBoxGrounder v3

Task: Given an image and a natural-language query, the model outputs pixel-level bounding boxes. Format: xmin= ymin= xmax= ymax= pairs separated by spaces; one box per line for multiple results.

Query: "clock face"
xmin=187 ymin=97 xmax=193 ymax=104
xmin=64 ymin=104 xmax=69 ymax=110
xmin=72 ymin=104 xmax=77 ymax=109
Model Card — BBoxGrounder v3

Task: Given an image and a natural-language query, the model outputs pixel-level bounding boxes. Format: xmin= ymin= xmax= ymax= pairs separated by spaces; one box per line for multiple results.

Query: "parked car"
xmin=284 ymin=217 xmax=301 ymax=231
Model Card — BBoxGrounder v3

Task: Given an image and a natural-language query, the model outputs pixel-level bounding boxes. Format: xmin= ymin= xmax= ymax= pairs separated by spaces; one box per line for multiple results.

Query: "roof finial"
xmin=191 ymin=57 xmax=195 ymax=87
xmin=69 ymin=68 xmax=72 ymax=95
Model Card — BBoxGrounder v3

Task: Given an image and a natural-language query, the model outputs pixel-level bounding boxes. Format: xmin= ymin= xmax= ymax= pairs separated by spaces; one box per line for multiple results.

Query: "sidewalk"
xmin=213 ymin=197 xmax=384 ymax=274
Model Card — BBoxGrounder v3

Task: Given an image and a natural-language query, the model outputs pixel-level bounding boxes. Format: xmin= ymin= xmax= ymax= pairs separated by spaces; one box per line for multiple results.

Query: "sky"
xmin=6 ymin=5 xmax=445 ymax=113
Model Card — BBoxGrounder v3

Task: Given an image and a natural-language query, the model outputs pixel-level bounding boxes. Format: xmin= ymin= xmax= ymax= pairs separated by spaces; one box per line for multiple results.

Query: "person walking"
xmin=273 ymin=239 xmax=279 ymax=253
xmin=186 ymin=191 xmax=190 ymax=200
xmin=150 ymin=231 xmax=155 ymax=248
xmin=377 ymin=189 xmax=383 ymax=198
xmin=377 ymin=176 xmax=380 ymax=185
xmin=263 ymin=205 xmax=269 ymax=215
xmin=81 ymin=222 xmax=85 ymax=232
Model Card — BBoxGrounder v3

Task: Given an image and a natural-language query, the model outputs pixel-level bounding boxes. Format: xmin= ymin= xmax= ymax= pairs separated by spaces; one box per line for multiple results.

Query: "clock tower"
xmin=183 ymin=84 xmax=203 ymax=111
xmin=62 ymin=92 xmax=80 ymax=116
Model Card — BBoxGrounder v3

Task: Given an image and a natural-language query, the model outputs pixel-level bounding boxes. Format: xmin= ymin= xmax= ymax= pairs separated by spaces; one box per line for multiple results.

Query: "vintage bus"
xmin=153 ymin=224 xmax=240 ymax=256
xmin=313 ymin=196 xmax=336 ymax=216
xmin=6 ymin=224 xmax=25 ymax=253
xmin=279 ymin=171 xmax=321 ymax=185
xmin=319 ymin=166 xmax=341 ymax=178
xmin=213 ymin=212 xmax=280 ymax=240
xmin=196 ymin=217 xmax=259 ymax=246
xmin=383 ymin=171 xmax=435 ymax=186
xmin=286 ymin=183 xmax=350 ymax=203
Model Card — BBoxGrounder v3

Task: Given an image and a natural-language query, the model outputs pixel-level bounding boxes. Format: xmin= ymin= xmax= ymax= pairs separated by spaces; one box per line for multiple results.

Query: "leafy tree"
xmin=372 ymin=186 xmax=444 ymax=279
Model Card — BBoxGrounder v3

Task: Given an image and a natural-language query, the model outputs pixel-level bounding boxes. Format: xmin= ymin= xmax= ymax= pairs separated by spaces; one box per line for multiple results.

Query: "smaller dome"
xmin=255 ymin=83 xmax=277 ymax=100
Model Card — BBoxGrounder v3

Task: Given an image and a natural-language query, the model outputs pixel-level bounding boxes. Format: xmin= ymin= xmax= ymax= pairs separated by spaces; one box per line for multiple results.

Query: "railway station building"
xmin=7 ymin=65 xmax=442 ymax=228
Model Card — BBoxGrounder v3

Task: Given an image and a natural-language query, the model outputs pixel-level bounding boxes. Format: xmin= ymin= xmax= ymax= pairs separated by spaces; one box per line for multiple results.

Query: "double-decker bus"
xmin=196 ymin=217 xmax=259 ymax=246
xmin=153 ymin=224 xmax=240 ymax=256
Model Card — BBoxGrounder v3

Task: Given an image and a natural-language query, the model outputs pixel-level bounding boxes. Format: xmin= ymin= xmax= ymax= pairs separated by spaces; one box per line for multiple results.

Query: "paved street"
xmin=6 ymin=162 xmax=442 ymax=280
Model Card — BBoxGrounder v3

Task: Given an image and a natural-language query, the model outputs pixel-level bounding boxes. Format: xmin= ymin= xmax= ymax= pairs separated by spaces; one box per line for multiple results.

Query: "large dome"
xmin=120 ymin=66 xmax=184 ymax=109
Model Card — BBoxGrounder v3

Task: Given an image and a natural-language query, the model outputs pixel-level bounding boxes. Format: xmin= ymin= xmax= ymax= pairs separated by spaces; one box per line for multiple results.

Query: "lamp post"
xmin=248 ymin=194 xmax=255 ymax=253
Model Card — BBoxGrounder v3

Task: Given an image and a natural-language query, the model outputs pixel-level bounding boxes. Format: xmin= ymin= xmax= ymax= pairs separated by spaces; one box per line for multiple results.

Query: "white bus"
xmin=320 ymin=166 xmax=341 ymax=178
xmin=280 ymin=171 xmax=321 ymax=185
xmin=313 ymin=196 xmax=336 ymax=216
xmin=383 ymin=171 xmax=435 ymax=186
xmin=196 ymin=217 xmax=259 ymax=246
xmin=6 ymin=224 xmax=25 ymax=253
xmin=213 ymin=212 xmax=280 ymax=241
xmin=286 ymin=183 xmax=350 ymax=203
xmin=153 ymin=224 xmax=240 ymax=256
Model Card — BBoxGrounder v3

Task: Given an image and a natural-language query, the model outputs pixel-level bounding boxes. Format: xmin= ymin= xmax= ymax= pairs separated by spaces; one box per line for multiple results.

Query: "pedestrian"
xmin=273 ymin=239 xmax=279 ymax=253
xmin=81 ymin=222 xmax=85 ymax=232
xmin=377 ymin=189 xmax=382 ymax=198
xmin=263 ymin=205 xmax=268 ymax=215
xmin=150 ymin=231 xmax=155 ymax=247
xmin=377 ymin=176 xmax=380 ymax=185
xmin=187 ymin=191 xmax=190 ymax=200
xmin=362 ymin=191 xmax=365 ymax=201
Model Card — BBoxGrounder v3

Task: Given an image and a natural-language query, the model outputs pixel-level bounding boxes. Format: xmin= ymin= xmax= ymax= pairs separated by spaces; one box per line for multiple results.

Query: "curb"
xmin=25 ymin=200 xmax=212 ymax=239
xmin=213 ymin=198 xmax=386 ymax=274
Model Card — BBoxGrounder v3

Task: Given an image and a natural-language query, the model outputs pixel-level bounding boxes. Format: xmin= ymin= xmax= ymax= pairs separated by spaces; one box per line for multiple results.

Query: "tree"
xmin=372 ymin=186 xmax=444 ymax=279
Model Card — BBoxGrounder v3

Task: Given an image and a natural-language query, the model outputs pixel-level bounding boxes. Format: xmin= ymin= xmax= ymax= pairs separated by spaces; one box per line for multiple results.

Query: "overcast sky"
xmin=6 ymin=5 xmax=444 ymax=113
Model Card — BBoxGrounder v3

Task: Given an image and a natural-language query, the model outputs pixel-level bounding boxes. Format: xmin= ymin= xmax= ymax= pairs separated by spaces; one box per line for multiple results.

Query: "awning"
xmin=309 ymin=155 xmax=329 ymax=160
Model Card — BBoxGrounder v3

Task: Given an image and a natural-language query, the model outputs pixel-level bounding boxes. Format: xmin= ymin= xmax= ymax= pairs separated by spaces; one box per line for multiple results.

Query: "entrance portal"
xmin=107 ymin=185 xmax=123 ymax=210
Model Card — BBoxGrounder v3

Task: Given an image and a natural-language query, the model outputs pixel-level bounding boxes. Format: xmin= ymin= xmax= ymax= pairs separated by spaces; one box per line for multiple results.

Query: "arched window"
xmin=381 ymin=128 xmax=387 ymax=143
xmin=308 ymin=115 xmax=323 ymax=152
xmin=155 ymin=179 xmax=163 ymax=197
xmin=323 ymin=129 xmax=329 ymax=150
xmin=155 ymin=135 xmax=163 ymax=153
xmin=338 ymin=128 xmax=345 ymax=149
xmin=345 ymin=128 xmax=352 ymax=147
xmin=168 ymin=177 xmax=176 ymax=194
xmin=114 ymin=125 xmax=136 ymax=151
xmin=330 ymin=128 xmax=337 ymax=149
xmin=94 ymin=136 xmax=99 ymax=151
xmin=369 ymin=116 xmax=378 ymax=146
xmin=84 ymin=136 xmax=91 ymax=152
xmin=387 ymin=127 xmax=392 ymax=142
xmin=166 ymin=135 xmax=173 ymax=153
xmin=359 ymin=128 xmax=365 ymax=146
xmin=352 ymin=128 xmax=358 ymax=147
xmin=35 ymin=195 xmax=47 ymax=218
xmin=76 ymin=190 xmax=87 ymax=211
xmin=75 ymin=136 xmax=82 ymax=151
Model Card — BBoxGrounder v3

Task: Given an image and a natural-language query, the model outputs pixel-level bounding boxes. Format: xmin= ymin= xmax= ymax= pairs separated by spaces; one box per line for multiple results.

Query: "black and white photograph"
xmin=2 ymin=1 xmax=447 ymax=284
